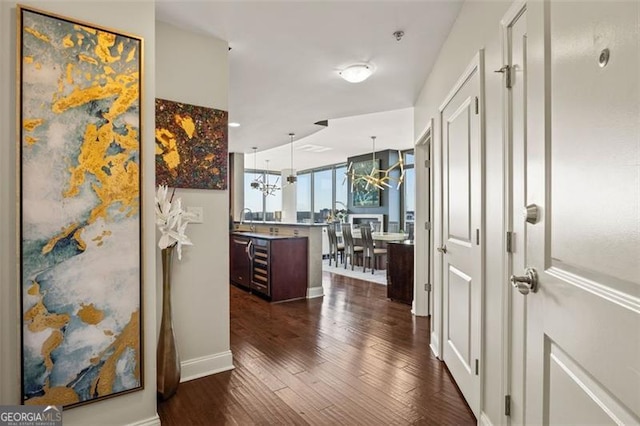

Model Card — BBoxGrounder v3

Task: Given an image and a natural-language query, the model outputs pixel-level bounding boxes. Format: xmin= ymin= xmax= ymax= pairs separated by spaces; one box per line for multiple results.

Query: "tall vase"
xmin=157 ymin=245 xmax=181 ymax=401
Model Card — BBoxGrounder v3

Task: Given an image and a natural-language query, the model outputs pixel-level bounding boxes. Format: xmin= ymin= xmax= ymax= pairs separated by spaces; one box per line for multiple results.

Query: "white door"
xmin=519 ymin=2 xmax=640 ymax=424
xmin=503 ymin=2 xmax=528 ymax=424
xmin=439 ymin=53 xmax=484 ymax=417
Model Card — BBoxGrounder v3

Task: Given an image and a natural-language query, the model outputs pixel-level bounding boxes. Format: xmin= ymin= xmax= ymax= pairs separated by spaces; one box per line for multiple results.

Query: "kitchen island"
xmin=231 ymin=222 xmax=324 ymax=300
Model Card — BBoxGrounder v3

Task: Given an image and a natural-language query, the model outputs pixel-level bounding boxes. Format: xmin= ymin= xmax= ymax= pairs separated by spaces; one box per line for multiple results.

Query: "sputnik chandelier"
xmin=250 ymin=147 xmax=281 ymax=196
xmin=346 ymin=136 xmax=405 ymax=191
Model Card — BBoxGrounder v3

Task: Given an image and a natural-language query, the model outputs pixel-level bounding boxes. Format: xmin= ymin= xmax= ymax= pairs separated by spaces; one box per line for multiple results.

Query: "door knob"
xmin=510 ymin=267 xmax=538 ymax=295
xmin=523 ymin=204 xmax=540 ymax=224
xmin=437 ymin=245 xmax=447 ymax=254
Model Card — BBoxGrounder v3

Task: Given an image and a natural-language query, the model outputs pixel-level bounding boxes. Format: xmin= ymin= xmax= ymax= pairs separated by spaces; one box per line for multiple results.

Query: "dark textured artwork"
xmin=155 ymin=98 xmax=228 ymax=189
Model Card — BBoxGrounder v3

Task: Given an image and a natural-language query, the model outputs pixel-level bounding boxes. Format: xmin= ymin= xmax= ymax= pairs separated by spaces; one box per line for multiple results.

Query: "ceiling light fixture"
xmin=261 ymin=159 xmax=280 ymax=196
xmin=346 ymin=136 xmax=405 ymax=191
xmin=286 ymin=133 xmax=297 ymax=184
xmin=250 ymin=147 xmax=261 ymax=189
xmin=249 ymin=148 xmax=280 ymax=196
xmin=228 ymin=122 xmax=241 ymax=128
xmin=338 ymin=63 xmax=374 ymax=83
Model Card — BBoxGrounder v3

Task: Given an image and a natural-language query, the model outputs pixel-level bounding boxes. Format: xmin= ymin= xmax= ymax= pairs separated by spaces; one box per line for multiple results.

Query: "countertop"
xmin=233 ymin=221 xmax=327 ymax=227
xmin=230 ymin=231 xmax=308 ymax=240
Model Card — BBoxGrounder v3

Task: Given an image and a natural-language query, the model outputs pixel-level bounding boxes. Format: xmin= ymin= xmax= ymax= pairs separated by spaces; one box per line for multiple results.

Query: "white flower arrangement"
xmin=155 ymin=185 xmax=195 ymax=260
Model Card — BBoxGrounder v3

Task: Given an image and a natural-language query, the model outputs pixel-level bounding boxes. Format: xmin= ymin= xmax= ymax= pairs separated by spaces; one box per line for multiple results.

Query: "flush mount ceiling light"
xmin=338 ymin=63 xmax=375 ymax=83
xmin=228 ymin=122 xmax=240 ymax=128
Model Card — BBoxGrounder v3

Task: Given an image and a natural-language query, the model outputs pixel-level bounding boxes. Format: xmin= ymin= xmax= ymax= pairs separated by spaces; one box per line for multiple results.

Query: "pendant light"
xmin=347 ymin=136 xmax=405 ymax=191
xmin=250 ymin=147 xmax=260 ymax=189
xmin=286 ymin=133 xmax=297 ymax=184
xmin=262 ymin=159 xmax=281 ymax=196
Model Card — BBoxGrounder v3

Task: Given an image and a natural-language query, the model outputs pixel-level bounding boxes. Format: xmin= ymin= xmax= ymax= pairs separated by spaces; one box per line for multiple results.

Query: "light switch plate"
xmin=186 ymin=206 xmax=203 ymax=224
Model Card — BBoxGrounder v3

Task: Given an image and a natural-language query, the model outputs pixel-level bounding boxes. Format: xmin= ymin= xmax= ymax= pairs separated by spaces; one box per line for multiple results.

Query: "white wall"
xmin=413 ymin=1 xmax=512 ymax=424
xmin=155 ymin=21 xmax=233 ymax=381
xmin=0 ymin=1 xmax=158 ymax=425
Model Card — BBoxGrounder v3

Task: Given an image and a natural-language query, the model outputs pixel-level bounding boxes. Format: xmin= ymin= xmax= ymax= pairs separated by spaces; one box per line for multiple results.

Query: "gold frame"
xmin=17 ymin=5 xmax=144 ymax=408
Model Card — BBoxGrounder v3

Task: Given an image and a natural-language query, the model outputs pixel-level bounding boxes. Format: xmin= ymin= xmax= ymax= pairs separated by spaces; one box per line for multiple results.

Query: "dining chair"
xmin=388 ymin=221 xmax=400 ymax=233
xmin=341 ymin=224 xmax=363 ymax=270
xmin=360 ymin=226 xmax=387 ymax=274
xmin=406 ymin=222 xmax=415 ymax=241
xmin=327 ymin=223 xmax=344 ymax=266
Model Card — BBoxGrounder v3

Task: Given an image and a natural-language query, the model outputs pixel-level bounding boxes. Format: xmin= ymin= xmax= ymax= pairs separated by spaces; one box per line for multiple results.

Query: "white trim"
xmin=413 ymin=118 xmax=434 ymax=318
xmin=438 ymin=51 xmax=481 ymax=113
xmin=415 ymin=123 xmax=432 ymax=147
xmin=306 ymin=286 xmax=324 ymax=299
xmin=126 ymin=415 xmax=161 ymax=426
xmin=550 ymin=342 xmax=637 ymax=425
xmin=479 ymin=412 xmax=495 ymax=426
xmin=547 ymin=267 xmax=640 ymax=314
xmin=429 ymin=333 xmax=441 ymax=360
xmin=180 ymin=350 xmax=234 ymax=382
xmin=501 ymin=0 xmax=527 ymax=27
xmin=501 ymin=4 xmax=528 ymax=426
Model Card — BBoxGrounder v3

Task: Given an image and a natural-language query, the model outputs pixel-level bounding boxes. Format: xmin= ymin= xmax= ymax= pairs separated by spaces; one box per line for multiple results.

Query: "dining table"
xmin=336 ymin=230 xmax=409 ymax=242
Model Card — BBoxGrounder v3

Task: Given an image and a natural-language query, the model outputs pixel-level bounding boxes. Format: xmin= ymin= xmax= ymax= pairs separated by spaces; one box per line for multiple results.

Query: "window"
xmin=264 ymin=172 xmax=282 ymax=221
xmin=296 ymin=172 xmax=311 ymax=222
xmin=244 ymin=170 xmax=264 ymax=221
xmin=335 ymin=165 xmax=348 ymax=211
xmin=313 ymin=168 xmax=332 ymax=223
xmin=243 ymin=163 xmax=347 ymax=224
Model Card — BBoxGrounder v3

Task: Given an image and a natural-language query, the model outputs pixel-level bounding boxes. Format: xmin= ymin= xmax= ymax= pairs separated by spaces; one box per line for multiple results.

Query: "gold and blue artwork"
xmin=18 ymin=6 xmax=143 ymax=408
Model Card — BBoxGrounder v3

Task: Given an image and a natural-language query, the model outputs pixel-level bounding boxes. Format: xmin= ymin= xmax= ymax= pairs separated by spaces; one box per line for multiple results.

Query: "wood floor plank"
xmin=158 ymin=272 xmax=476 ymax=425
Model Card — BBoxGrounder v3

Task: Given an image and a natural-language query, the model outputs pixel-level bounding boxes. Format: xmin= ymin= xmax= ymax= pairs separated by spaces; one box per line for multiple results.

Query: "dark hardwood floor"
xmin=158 ymin=272 xmax=476 ymax=425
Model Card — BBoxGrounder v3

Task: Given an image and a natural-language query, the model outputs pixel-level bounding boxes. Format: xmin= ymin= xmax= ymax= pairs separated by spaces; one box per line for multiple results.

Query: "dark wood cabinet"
xmin=230 ymin=235 xmax=252 ymax=288
xmin=230 ymin=233 xmax=308 ymax=302
xmin=387 ymin=241 xmax=414 ymax=305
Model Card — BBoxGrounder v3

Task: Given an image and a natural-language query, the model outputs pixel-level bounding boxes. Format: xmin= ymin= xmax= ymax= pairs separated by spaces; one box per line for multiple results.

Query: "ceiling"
xmin=155 ymin=1 xmax=464 ymax=170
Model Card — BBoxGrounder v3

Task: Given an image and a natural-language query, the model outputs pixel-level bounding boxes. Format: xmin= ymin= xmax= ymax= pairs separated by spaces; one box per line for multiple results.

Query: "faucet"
xmin=240 ymin=208 xmax=255 ymax=232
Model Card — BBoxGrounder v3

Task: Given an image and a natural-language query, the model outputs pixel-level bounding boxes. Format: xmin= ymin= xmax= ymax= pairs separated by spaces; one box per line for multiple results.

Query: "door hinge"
xmin=474 ymin=96 xmax=479 ymax=114
xmin=505 ymin=395 xmax=511 ymax=416
xmin=476 ymin=228 xmax=480 ymax=245
xmin=506 ymin=231 xmax=514 ymax=253
xmin=495 ymin=65 xmax=512 ymax=89
xmin=425 ymin=283 xmax=432 ymax=292
xmin=475 ymin=359 xmax=479 ymax=375
xmin=425 ymin=221 xmax=431 ymax=231
xmin=425 ymin=159 xmax=431 ymax=168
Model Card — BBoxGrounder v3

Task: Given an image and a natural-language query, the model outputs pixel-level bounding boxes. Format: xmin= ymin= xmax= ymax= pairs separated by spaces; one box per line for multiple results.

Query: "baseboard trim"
xmin=127 ymin=414 xmax=161 ymax=426
xmin=180 ymin=350 xmax=234 ymax=382
xmin=307 ymin=286 xmax=324 ymax=299
xmin=429 ymin=332 xmax=440 ymax=359
xmin=479 ymin=412 xmax=494 ymax=426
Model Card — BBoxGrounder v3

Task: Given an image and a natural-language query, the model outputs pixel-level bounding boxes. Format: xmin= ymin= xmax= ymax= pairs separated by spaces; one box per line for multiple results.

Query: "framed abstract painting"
xmin=155 ymin=98 xmax=228 ymax=190
xmin=351 ymin=159 xmax=381 ymax=207
xmin=18 ymin=6 xmax=143 ymax=407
